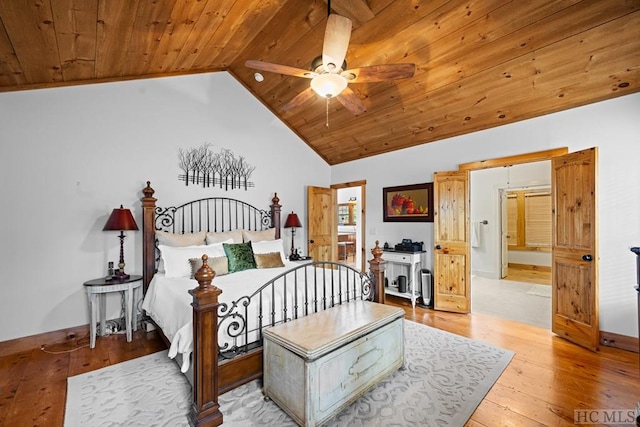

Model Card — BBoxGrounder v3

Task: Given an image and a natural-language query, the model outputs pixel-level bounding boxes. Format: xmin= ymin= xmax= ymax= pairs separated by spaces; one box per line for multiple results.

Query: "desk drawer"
xmin=384 ymin=252 xmax=413 ymax=263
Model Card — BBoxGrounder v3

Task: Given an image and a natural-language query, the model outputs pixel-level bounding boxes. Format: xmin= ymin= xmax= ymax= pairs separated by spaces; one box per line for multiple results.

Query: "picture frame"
xmin=383 ymin=182 xmax=434 ymax=222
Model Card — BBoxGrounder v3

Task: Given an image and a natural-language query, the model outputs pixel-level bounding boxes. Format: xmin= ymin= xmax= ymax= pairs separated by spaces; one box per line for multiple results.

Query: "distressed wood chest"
xmin=263 ymin=300 xmax=405 ymax=426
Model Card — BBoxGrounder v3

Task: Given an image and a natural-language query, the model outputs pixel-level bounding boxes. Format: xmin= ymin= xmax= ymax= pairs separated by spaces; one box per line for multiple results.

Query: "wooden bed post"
xmin=368 ymin=240 xmax=387 ymax=304
xmin=188 ymin=255 xmax=223 ymax=427
xmin=141 ymin=181 xmax=157 ymax=294
xmin=271 ymin=193 xmax=281 ymax=239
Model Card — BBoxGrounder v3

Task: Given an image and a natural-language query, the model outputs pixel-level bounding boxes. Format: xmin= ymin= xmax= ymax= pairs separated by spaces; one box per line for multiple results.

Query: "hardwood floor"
xmin=1 ymin=301 xmax=638 ymax=426
xmin=0 ymin=329 xmax=166 ymax=426
xmin=505 ymin=264 xmax=552 ymax=285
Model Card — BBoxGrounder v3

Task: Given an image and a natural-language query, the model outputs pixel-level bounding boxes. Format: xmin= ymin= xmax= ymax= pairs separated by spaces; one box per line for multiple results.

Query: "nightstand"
xmin=83 ymin=274 xmax=143 ymax=348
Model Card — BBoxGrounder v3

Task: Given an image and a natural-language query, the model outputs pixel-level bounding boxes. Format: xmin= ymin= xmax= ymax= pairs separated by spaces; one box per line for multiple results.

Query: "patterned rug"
xmin=65 ymin=320 xmax=514 ymax=427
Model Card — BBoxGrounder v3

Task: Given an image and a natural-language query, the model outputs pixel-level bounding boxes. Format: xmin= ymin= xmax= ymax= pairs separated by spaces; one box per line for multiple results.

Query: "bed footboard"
xmin=189 ymin=243 xmax=387 ymax=426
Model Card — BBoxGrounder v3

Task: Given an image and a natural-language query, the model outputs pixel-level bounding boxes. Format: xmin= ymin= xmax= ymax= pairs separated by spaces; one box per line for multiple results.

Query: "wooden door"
xmin=552 ymin=148 xmax=599 ymax=351
xmin=433 ymin=170 xmax=471 ymax=313
xmin=307 ymin=186 xmax=337 ymax=262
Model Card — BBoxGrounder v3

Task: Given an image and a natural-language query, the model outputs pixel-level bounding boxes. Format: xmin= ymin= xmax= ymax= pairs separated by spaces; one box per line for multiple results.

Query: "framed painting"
xmin=383 ymin=182 xmax=434 ymax=222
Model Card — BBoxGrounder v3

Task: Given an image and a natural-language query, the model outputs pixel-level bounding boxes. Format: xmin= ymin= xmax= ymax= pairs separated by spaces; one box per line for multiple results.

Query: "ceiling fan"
xmin=245 ymin=13 xmax=415 ymax=120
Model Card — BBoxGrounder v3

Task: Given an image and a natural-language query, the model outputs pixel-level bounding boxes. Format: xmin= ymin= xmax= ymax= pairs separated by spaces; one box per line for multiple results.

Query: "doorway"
xmin=333 ymin=181 xmax=365 ymax=271
xmin=436 ymin=147 xmax=598 ymax=350
xmin=470 ymin=161 xmax=552 ymax=328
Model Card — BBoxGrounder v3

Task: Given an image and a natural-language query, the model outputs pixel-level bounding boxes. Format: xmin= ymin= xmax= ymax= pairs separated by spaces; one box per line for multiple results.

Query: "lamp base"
xmin=112 ymin=270 xmax=130 ymax=281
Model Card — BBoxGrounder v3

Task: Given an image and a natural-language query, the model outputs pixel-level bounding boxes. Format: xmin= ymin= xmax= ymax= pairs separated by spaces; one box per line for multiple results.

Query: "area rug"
xmin=65 ymin=320 xmax=514 ymax=427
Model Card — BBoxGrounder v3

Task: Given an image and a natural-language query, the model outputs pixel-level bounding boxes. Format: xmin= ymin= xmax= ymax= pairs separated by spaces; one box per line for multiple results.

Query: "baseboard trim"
xmin=508 ymin=263 xmax=551 ymax=272
xmin=600 ymin=330 xmax=639 ymax=353
xmin=0 ymin=324 xmax=90 ymax=358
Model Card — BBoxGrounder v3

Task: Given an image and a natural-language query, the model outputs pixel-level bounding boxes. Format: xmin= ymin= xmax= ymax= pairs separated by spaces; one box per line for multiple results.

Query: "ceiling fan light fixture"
xmin=310 ymin=73 xmax=347 ymax=98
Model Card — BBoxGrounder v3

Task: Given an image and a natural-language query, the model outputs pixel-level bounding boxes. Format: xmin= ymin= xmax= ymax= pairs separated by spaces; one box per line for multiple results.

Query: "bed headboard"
xmin=140 ymin=181 xmax=282 ymax=293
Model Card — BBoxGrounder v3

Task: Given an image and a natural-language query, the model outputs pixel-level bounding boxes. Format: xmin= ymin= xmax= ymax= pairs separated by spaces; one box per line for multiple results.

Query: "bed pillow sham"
xmin=254 ymin=252 xmax=285 ymax=269
xmin=242 ymin=228 xmax=275 ymax=243
xmin=223 ymin=241 xmax=256 ymax=273
xmin=205 ymin=229 xmax=243 ymax=244
xmin=189 ymin=256 xmax=229 ymax=278
xmin=160 ymin=240 xmax=229 ymax=279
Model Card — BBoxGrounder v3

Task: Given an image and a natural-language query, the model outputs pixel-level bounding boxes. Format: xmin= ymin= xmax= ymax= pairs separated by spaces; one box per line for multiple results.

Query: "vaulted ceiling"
xmin=0 ymin=1 xmax=638 ymax=165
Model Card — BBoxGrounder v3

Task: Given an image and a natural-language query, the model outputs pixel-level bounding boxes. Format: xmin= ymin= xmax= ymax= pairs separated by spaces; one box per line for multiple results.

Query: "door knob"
xmin=435 ymin=245 xmax=441 ymax=250
xmin=582 ymin=254 xmax=593 ymax=261
xmin=309 ymin=239 xmax=315 ymax=244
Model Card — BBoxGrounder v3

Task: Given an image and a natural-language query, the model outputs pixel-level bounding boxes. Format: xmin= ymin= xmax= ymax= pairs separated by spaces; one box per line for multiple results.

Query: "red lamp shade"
xmin=103 ymin=205 xmax=139 ymax=231
xmin=284 ymin=212 xmax=302 ymax=229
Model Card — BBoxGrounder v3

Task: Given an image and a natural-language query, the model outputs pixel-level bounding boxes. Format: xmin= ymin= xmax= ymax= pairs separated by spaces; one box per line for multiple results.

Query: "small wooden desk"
xmin=263 ymin=300 xmax=404 ymax=426
xmin=383 ymin=249 xmax=426 ymax=307
xmin=83 ymin=275 xmax=143 ymax=348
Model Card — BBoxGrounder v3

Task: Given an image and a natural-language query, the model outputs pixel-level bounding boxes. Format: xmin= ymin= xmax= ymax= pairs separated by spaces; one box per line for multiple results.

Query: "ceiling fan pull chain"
xmin=326 ymin=97 xmax=330 ymax=128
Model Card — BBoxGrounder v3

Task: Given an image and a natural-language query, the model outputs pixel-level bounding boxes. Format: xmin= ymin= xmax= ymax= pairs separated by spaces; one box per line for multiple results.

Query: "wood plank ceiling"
xmin=0 ymin=0 xmax=638 ymax=165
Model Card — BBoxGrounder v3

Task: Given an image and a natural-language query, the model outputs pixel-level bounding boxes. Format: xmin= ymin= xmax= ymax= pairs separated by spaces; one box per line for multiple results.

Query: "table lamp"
xmin=284 ymin=212 xmax=302 ymax=259
xmin=103 ymin=205 xmax=139 ymax=279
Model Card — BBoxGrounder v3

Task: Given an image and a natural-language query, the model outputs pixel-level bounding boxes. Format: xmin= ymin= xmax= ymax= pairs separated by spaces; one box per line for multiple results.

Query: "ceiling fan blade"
xmin=336 ymin=87 xmax=366 ymax=115
xmin=322 ymin=14 xmax=352 ymax=72
xmin=343 ymin=63 xmax=416 ymax=83
xmin=282 ymin=87 xmax=317 ymax=111
xmin=245 ymin=60 xmax=316 ymax=79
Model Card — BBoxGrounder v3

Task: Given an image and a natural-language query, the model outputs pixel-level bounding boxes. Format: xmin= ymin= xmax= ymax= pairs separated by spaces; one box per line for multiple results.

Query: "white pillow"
xmin=206 ymin=229 xmax=243 ymax=244
xmin=156 ymin=231 xmax=207 ymax=273
xmin=160 ymin=240 xmax=230 ymax=279
xmin=252 ymin=239 xmax=287 ymax=261
xmin=242 ymin=228 xmax=275 ymax=243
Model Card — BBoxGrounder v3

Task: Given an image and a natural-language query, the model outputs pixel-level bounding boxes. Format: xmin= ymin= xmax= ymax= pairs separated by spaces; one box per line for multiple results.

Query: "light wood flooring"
xmin=1 ymin=299 xmax=638 ymax=426
xmin=505 ymin=264 xmax=551 ymax=285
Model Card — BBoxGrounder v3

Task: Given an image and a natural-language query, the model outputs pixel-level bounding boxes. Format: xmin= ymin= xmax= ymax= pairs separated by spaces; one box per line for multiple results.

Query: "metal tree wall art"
xmin=178 ymin=144 xmax=256 ymax=190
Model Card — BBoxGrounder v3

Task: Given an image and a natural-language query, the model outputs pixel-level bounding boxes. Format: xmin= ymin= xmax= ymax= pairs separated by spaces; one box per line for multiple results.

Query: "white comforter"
xmin=142 ymin=261 xmax=363 ymax=372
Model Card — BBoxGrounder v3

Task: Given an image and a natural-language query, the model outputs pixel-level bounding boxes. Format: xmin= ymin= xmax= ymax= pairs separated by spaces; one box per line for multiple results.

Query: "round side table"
xmin=83 ymin=274 xmax=143 ymax=348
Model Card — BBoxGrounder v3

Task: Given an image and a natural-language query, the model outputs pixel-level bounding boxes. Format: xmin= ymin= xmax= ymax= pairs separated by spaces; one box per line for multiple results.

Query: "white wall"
xmin=0 ymin=72 xmax=330 ymax=342
xmin=332 ymin=92 xmax=640 ymax=338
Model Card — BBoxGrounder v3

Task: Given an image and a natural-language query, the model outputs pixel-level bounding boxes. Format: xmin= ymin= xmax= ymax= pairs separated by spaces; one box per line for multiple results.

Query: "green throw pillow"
xmin=223 ymin=242 xmax=256 ymax=273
